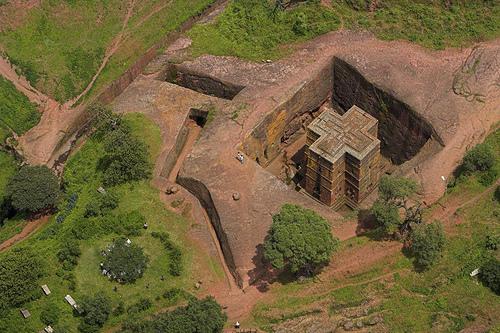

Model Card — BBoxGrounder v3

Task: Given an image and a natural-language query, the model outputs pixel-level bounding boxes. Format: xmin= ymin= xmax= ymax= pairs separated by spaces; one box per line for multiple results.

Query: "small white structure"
xmin=126 ymin=238 xmax=132 ymax=246
xmin=20 ymin=309 xmax=31 ymax=319
xmin=44 ymin=326 xmax=54 ymax=333
xmin=470 ymin=268 xmax=480 ymax=277
xmin=41 ymin=284 xmax=51 ymax=295
xmin=97 ymin=187 xmax=106 ymax=194
xmin=65 ymin=294 xmax=78 ymax=309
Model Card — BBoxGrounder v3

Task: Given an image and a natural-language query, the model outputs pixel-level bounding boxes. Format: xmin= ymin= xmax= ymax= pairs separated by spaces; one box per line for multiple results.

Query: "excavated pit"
xmin=244 ymin=57 xmax=437 ymax=170
xmin=164 ymin=64 xmax=245 ymax=100
xmin=332 ymin=58 xmax=435 ymax=165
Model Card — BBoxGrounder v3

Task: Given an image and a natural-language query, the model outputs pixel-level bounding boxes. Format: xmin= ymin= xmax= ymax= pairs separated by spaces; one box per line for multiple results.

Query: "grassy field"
xmin=249 ymin=129 xmax=500 ymax=332
xmin=0 ymin=0 xmax=216 ymax=103
xmin=0 ymin=113 xmax=224 ymax=332
xmin=0 ymin=76 xmax=40 ymax=142
xmin=188 ymin=0 xmax=500 ymax=61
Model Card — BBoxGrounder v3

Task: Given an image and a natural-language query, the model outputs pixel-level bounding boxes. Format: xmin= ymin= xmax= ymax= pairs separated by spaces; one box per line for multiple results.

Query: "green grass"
xmin=189 ymin=0 xmax=340 ymax=61
xmin=0 ymin=0 xmax=216 ymax=103
xmin=0 ymin=76 xmax=40 ymax=141
xmin=0 ymin=0 xmax=124 ymax=102
xmin=189 ymin=0 xmax=500 ymax=61
xmin=0 ymin=113 xmax=223 ymax=332
xmin=0 ymin=217 xmax=27 ymax=244
xmin=333 ymin=0 xmax=500 ymax=49
xmin=87 ymin=0 xmax=216 ymax=102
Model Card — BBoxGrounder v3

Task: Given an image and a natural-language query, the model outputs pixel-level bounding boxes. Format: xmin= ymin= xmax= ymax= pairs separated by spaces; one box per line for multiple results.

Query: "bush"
xmin=479 ymin=257 xmax=500 ymax=295
xmin=162 ymin=288 xmax=193 ymax=305
xmin=151 ymin=231 xmax=183 ymax=276
xmin=102 ymin=238 xmax=148 ymax=284
xmin=6 ymin=165 xmax=60 ymax=213
xmin=120 ymin=297 xmax=226 ymax=333
xmin=263 ymin=204 xmax=339 ymax=276
xmin=495 ymin=186 xmax=500 ymax=202
xmin=461 ymin=144 xmax=495 ymax=174
xmin=57 ymin=238 xmax=81 ymax=270
xmin=127 ymin=298 xmax=152 ymax=314
xmin=110 ymin=211 xmax=144 ymax=236
xmin=410 ymin=222 xmax=446 ymax=270
xmin=78 ymin=293 xmax=112 ymax=332
xmin=0 ymin=247 xmax=44 ymax=312
xmin=100 ymin=127 xmax=152 ymax=186
xmin=40 ymin=303 xmax=60 ymax=325
xmin=84 ymin=191 xmax=119 ymax=217
xmin=113 ymin=301 xmax=125 ymax=316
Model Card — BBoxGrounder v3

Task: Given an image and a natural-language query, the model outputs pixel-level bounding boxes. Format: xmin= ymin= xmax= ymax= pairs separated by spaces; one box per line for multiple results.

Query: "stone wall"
xmin=332 ymin=58 xmax=436 ymax=165
xmin=243 ymin=62 xmax=333 ymax=166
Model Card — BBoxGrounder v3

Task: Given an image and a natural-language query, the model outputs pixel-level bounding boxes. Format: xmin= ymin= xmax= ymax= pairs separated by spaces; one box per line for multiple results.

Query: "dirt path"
xmin=0 ymin=216 xmax=49 ymax=252
xmin=0 ymin=56 xmax=62 ymax=114
xmin=66 ymin=0 xmax=137 ymax=108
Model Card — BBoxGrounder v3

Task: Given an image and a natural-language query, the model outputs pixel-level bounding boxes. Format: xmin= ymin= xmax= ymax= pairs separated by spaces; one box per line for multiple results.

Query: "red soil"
xmin=0 ymin=215 xmax=49 ymax=252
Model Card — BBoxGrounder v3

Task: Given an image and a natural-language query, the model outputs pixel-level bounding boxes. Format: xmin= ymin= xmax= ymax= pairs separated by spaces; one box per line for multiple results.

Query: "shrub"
xmin=410 ymin=222 xmax=446 ymax=270
xmin=495 ymin=186 xmax=500 ymax=202
xmin=120 ymin=297 xmax=226 ymax=333
xmin=6 ymin=165 xmax=60 ymax=213
xmin=78 ymin=293 xmax=112 ymax=332
xmin=0 ymin=247 xmax=44 ymax=312
xmin=113 ymin=301 xmax=125 ymax=316
xmin=461 ymin=144 xmax=494 ymax=174
xmin=151 ymin=231 xmax=183 ymax=276
xmin=263 ymin=204 xmax=339 ymax=276
xmin=84 ymin=191 xmax=119 ymax=217
xmin=57 ymin=238 xmax=81 ymax=270
xmin=127 ymin=298 xmax=152 ymax=314
xmin=102 ymin=238 xmax=148 ymax=284
xmin=110 ymin=211 xmax=144 ymax=236
xmin=479 ymin=257 xmax=500 ymax=295
xmin=162 ymin=288 xmax=192 ymax=304
xmin=40 ymin=303 xmax=60 ymax=325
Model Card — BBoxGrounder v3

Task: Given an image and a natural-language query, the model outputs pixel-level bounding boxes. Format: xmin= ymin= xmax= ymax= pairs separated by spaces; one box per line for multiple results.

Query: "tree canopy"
xmin=102 ymin=238 xmax=148 ymax=284
xmin=0 ymin=247 xmax=44 ymax=313
xmin=78 ymin=293 xmax=112 ymax=333
xmin=410 ymin=221 xmax=446 ymax=270
xmin=6 ymin=165 xmax=60 ymax=213
xmin=263 ymin=204 xmax=338 ymax=276
xmin=100 ymin=127 xmax=152 ymax=186
xmin=371 ymin=175 xmax=422 ymax=236
xmin=479 ymin=257 xmax=500 ymax=295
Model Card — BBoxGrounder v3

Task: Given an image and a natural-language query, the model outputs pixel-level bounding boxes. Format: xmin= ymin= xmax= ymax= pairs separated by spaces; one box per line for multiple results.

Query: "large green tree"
xmin=410 ymin=221 xmax=446 ymax=270
xmin=263 ymin=204 xmax=338 ymax=276
xmin=0 ymin=247 xmax=44 ymax=313
xmin=101 ymin=127 xmax=151 ymax=186
xmin=6 ymin=165 xmax=60 ymax=213
xmin=371 ymin=175 xmax=422 ymax=236
xmin=102 ymin=238 xmax=148 ymax=284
